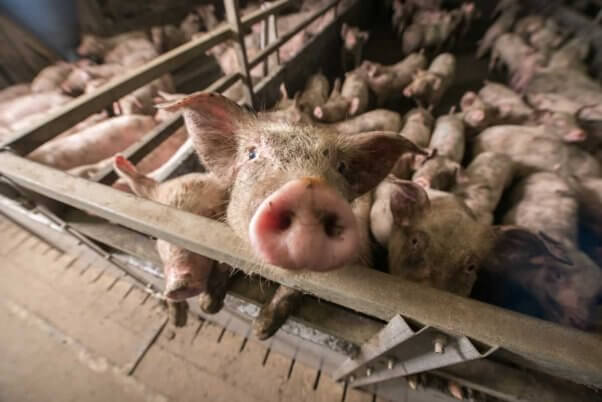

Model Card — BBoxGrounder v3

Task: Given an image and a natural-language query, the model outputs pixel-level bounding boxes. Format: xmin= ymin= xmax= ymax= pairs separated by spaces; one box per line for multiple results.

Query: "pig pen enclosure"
xmin=1 ymin=0 xmax=602 ymax=401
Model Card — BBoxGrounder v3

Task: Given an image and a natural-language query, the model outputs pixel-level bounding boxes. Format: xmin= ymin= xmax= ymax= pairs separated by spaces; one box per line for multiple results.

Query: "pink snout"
xmin=249 ymin=178 xmax=359 ymax=271
xmin=163 ymin=257 xmax=213 ymax=301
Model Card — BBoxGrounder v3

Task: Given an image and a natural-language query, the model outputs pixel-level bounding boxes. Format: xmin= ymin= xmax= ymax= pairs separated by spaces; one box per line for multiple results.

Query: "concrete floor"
xmin=0 ymin=214 xmax=379 ymax=402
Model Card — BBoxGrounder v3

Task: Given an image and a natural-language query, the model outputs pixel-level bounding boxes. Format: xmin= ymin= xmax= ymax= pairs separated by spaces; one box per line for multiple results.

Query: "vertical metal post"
xmin=224 ymin=0 xmax=256 ymax=108
xmin=268 ymin=11 xmax=280 ymax=66
xmin=260 ymin=4 xmax=270 ymax=76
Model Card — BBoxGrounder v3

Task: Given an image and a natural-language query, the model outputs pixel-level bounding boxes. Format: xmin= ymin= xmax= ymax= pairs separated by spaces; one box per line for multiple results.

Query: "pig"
xmin=0 ymin=83 xmax=30 ymax=105
xmin=297 ymin=72 xmax=330 ymax=114
xmin=313 ymin=79 xmax=350 ymax=123
xmin=427 ymin=113 xmax=465 ymax=163
xmin=61 ymin=63 xmax=124 ymax=96
xmin=498 ymin=173 xmax=602 ymax=329
xmin=31 ymin=62 xmax=74 ymax=93
xmin=392 ymin=0 xmax=415 ymax=37
xmin=478 ymin=81 xmax=534 ymax=123
xmin=490 ymin=33 xmax=544 ymax=91
xmin=112 ymin=155 xmax=233 ymax=314
xmin=360 ymin=52 xmax=427 ymax=106
xmin=547 ymin=36 xmax=590 ymax=73
xmin=453 ymin=152 xmax=514 ymax=224
xmin=400 ymin=108 xmax=434 ymax=148
xmin=340 ymin=23 xmax=369 ymax=72
xmin=384 ymin=181 xmax=556 ymax=296
xmin=513 ymin=15 xmax=545 ymax=39
xmin=412 ymin=154 xmax=462 ymax=191
xmin=333 ymin=109 xmax=403 ymax=134
xmin=473 ymin=125 xmax=600 ymax=178
xmin=340 ymin=70 xmax=370 ymax=116
xmin=157 ymin=92 xmax=425 ymax=272
xmin=28 ymin=115 xmax=156 ymax=170
xmin=476 ymin=7 xmax=518 ymax=58
xmin=530 ymin=110 xmax=587 ymax=144
xmin=0 ymin=91 xmax=72 ymax=127
xmin=402 ymin=24 xmax=424 ymax=55
xmin=524 ymin=69 xmax=602 ymax=110
xmin=528 ymin=18 xmax=565 ymax=52
xmin=151 ymin=25 xmax=187 ymax=53
xmin=459 ymin=91 xmax=498 ymax=132
xmin=403 ymin=53 xmax=456 ymax=107
xmin=114 ymin=75 xmax=175 ymax=115
xmin=77 ymin=31 xmax=149 ymax=61
xmin=106 ymin=37 xmax=159 ymax=67
xmin=526 ymin=92 xmax=584 ymax=115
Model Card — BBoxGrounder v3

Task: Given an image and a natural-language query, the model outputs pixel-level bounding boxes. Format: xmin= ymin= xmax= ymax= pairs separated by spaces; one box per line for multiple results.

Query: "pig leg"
xmin=167 ymin=300 xmax=189 ymax=327
xmin=252 ymin=285 xmax=303 ymax=340
xmin=198 ymin=263 xmax=234 ymax=314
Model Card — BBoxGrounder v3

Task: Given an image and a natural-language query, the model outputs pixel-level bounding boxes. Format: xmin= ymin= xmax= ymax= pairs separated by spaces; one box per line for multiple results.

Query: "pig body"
xmin=340 ymin=24 xmax=369 ymax=72
xmin=478 ymin=81 xmax=534 ymax=123
xmin=400 ymin=108 xmax=433 ymax=148
xmin=453 ymin=152 xmax=514 ymax=224
xmin=77 ymin=31 xmax=149 ymax=61
xmin=497 ymin=173 xmax=602 ymax=329
xmin=412 ymin=155 xmax=461 ymax=191
xmin=0 ymin=83 xmax=30 ymax=105
xmin=113 ymin=155 xmax=232 ymax=307
xmin=333 ymin=109 xmax=403 ymax=134
xmin=61 ymin=63 xmax=124 ymax=96
xmin=428 ymin=113 xmax=465 ymax=163
xmin=476 ymin=8 xmax=517 ymax=58
xmin=473 ymin=125 xmax=600 ymax=178
xmin=403 ymin=53 xmax=455 ymax=107
xmin=313 ymin=79 xmax=350 ymax=123
xmin=0 ymin=91 xmax=72 ymax=126
xmin=340 ymin=70 xmax=370 ymax=116
xmin=29 ymin=115 xmax=156 ymax=170
xmin=114 ymin=76 xmax=174 ymax=115
xmin=547 ymin=37 xmax=589 ymax=73
xmin=298 ymin=73 xmax=330 ymax=114
xmin=159 ymin=92 xmax=424 ymax=272
xmin=490 ymin=33 xmax=544 ymax=90
xmin=151 ymin=25 xmax=187 ymax=53
xmin=459 ymin=91 xmax=498 ymax=132
xmin=31 ymin=63 xmax=73 ymax=93
xmin=360 ymin=52 xmax=427 ymax=106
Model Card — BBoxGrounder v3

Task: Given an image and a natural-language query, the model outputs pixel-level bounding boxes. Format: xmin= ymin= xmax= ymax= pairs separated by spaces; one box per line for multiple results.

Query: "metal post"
xmin=268 ymin=9 xmax=280 ymax=66
xmin=260 ymin=4 xmax=270 ymax=76
xmin=224 ymin=0 xmax=256 ymax=108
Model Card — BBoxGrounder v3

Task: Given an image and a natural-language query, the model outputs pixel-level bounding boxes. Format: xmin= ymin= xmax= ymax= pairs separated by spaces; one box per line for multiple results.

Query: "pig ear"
xmin=156 ymin=92 xmax=253 ymax=177
xmin=492 ymin=226 xmax=573 ymax=266
xmin=112 ymin=155 xmax=158 ymax=199
xmin=342 ymin=132 xmax=426 ymax=195
xmin=341 ymin=23 xmax=349 ymax=38
xmin=360 ymin=31 xmax=370 ymax=41
xmin=390 ymin=179 xmax=430 ymax=227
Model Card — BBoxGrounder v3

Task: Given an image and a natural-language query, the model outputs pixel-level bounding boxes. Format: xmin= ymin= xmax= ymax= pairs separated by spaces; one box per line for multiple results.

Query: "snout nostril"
xmin=322 ymin=213 xmax=343 ymax=238
xmin=277 ymin=211 xmax=293 ymax=231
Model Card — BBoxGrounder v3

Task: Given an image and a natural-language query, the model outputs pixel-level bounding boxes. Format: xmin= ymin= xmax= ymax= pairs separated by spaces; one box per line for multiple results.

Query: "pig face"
xmin=341 ymin=23 xmax=369 ymax=52
xmin=159 ymin=92 xmax=423 ymax=271
xmin=388 ymin=186 xmax=495 ymax=295
xmin=77 ymin=35 xmax=106 ymax=61
xmin=535 ymin=110 xmax=587 ymax=143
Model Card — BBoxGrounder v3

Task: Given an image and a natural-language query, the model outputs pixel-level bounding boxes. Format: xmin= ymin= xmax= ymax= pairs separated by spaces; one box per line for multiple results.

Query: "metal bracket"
xmin=333 ymin=315 xmax=498 ymax=388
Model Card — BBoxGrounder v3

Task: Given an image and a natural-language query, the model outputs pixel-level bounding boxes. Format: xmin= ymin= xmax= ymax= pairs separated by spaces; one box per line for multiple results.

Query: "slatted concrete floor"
xmin=0 ymin=214 xmax=381 ymax=402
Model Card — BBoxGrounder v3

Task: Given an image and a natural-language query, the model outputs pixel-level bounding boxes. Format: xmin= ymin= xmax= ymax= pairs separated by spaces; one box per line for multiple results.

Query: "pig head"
xmin=385 ymin=183 xmax=575 ymax=297
xmin=159 ymin=92 xmax=424 ymax=271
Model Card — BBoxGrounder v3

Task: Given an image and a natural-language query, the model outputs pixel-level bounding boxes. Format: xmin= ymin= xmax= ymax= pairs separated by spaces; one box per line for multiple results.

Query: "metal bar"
xmin=240 ymin=0 xmax=290 ymax=28
xmin=268 ymin=12 xmax=281 ymax=66
xmin=1 ymin=26 xmax=231 ymax=156
xmin=224 ymin=0 xmax=256 ymax=108
xmin=0 ymin=152 xmax=601 ymax=388
xmin=248 ymin=0 xmax=337 ymax=70
xmin=260 ymin=4 xmax=270 ymax=76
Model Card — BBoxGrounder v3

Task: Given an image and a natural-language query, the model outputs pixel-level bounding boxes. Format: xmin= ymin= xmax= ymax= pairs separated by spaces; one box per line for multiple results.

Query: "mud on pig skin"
xmin=28 ymin=115 xmax=156 ymax=170
xmin=158 ymin=92 xmax=425 ymax=272
xmin=112 ymin=155 xmax=233 ymax=314
xmin=473 ymin=125 xmax=600 ymax=178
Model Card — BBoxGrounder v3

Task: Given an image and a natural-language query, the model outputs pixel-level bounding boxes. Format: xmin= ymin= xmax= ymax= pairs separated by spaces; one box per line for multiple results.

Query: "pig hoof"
xmin=167 ymin=301 xmax=188 ymax=327
xmin=198 ymin=293 xmax=224 ymax=315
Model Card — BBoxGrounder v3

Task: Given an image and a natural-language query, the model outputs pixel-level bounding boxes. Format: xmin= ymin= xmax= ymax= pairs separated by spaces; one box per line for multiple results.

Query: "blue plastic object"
xmin=0 ymin=0 xmax=80 ymax=60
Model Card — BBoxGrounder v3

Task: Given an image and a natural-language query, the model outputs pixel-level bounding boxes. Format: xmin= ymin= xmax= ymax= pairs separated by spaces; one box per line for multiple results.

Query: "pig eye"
xmin=465 ymin=264 xmax=476 ymax=273
xmin=337 ymin=161 xmax=347 ymax=174
xmin=248 ymin=147 xmax=257 ymax=160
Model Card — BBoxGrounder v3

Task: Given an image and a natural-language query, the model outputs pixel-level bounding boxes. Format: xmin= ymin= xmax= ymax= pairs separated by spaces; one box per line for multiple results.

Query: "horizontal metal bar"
xmin=241 ymin=0 xmax=291 ymax=28
xmin=248 ymin=0 xmax=338 ymax=69
xmin=1 ymin=152 xmax=601 ymax=388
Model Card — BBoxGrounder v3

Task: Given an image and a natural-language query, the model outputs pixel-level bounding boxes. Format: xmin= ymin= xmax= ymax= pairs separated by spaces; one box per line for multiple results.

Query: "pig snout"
xmin=249 ymin=178 xmax=359 ymax=271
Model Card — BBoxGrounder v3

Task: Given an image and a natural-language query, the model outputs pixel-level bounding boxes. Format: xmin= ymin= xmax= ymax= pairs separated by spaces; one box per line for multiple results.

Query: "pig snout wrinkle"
xmin=249 ymin=178 xmax=359 ymax=271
